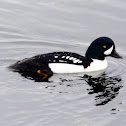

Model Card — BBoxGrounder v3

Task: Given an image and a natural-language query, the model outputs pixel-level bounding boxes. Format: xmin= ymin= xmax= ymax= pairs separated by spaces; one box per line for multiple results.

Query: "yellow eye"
xmin=103 ymin=45 xmax=106 ymax=48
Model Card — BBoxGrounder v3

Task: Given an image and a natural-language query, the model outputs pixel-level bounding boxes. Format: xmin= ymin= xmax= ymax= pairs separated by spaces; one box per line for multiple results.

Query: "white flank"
xmin=49 ymin=63 xmax=84 ymax=73
xmin=104 ymin=45 xmax=113 ymax=55
xmin=49 ymin=59 xmax=107 ymax=73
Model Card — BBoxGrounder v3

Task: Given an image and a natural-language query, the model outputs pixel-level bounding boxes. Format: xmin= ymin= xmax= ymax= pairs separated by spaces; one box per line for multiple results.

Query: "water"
xmin=0 ymin=0 xmax=126 ymax=126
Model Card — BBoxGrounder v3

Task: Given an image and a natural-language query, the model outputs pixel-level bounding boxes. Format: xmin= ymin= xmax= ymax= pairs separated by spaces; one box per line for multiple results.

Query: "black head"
xmin=85 ymin=37 xmax=122 ymax=60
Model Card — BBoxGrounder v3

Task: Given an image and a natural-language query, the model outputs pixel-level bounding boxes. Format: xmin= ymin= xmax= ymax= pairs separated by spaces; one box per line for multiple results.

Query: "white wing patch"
xmin=65 ymin=56 xmax=82 ymax=64
xmin=54 ymin=56 xmax=58 ymax=58
xmin=73 ymin=58 xmax=77 ymax=61
xmin=78 ymin=61 xmax=82 ymax=63
xmin=69 ymin=57 xmax=74 ymax=60
xmin=54 ymin=55 xmax=83 ymax=64
xmin=73 ymin=59 xmax=80 ymax=63
xmin=62 ymin=56 xmax=65 ymax=58
xmin=66 ymin=56 xmax=70 ymax=59
xmin=104 ymin=45 xmax=113 ymax=55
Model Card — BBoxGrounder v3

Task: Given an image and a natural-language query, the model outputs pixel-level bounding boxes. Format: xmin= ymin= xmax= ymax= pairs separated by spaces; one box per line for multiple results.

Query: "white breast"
xmin=84 ymin=59 xmax=108 ymax=72
xmin=48 ymin=59 xmax=108 ymax=73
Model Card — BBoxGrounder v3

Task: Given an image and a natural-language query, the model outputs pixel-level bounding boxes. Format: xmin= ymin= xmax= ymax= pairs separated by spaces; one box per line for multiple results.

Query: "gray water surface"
xmin=0 ymin=0 xmax=126 ymax=126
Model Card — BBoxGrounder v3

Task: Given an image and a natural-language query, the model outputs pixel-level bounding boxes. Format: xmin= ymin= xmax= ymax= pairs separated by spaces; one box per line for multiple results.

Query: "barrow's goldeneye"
xmin=9 ymin=37 xmax=122 ymax=81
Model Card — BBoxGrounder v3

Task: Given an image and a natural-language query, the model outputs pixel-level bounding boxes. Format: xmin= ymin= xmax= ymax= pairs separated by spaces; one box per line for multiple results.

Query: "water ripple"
xmin=0 ymin=0 xmax=126 ymax=126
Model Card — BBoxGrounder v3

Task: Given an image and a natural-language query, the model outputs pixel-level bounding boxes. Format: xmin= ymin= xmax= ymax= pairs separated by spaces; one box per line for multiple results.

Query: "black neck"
xmin=85 ymin=47 xmax=105 ymax=60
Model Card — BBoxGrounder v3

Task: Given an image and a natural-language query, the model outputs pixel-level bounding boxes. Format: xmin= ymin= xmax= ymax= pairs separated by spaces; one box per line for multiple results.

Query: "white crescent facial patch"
xmin=104 ymin=45 xmax=113 ymax=55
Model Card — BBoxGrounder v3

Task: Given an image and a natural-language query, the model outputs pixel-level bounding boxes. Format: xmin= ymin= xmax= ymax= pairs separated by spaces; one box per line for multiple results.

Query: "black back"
xmin=33 ymin=52 xmax=93 ymax=68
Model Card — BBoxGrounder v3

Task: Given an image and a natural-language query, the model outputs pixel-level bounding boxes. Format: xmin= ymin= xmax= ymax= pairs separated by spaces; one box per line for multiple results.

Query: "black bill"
xmin=111 ymin=50 xmax=122 ymax=58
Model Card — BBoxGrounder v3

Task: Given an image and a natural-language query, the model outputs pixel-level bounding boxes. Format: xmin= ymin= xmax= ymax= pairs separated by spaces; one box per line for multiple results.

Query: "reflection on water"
xmin=83 ymin=74 xmax=123 ymax=106
xmin=18 ymin=70 xmax=52 ymax=82
xmin=17 ymin=68 xmax=123 ymax=106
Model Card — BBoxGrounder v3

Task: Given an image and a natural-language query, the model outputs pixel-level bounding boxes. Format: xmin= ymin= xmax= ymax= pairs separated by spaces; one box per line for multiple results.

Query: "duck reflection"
xmin=16 ymin=69 xmax=122 ymax=106
xmin=83 ymin=74 xmax=122 ymax=106
xmin=18 ymin=71 xmax=52 ymax=82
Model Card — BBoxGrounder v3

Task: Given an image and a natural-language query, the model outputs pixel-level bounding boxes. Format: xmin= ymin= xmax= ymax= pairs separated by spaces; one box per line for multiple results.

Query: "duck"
xmin=9 ymin=37 xmax=122 ymax=81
